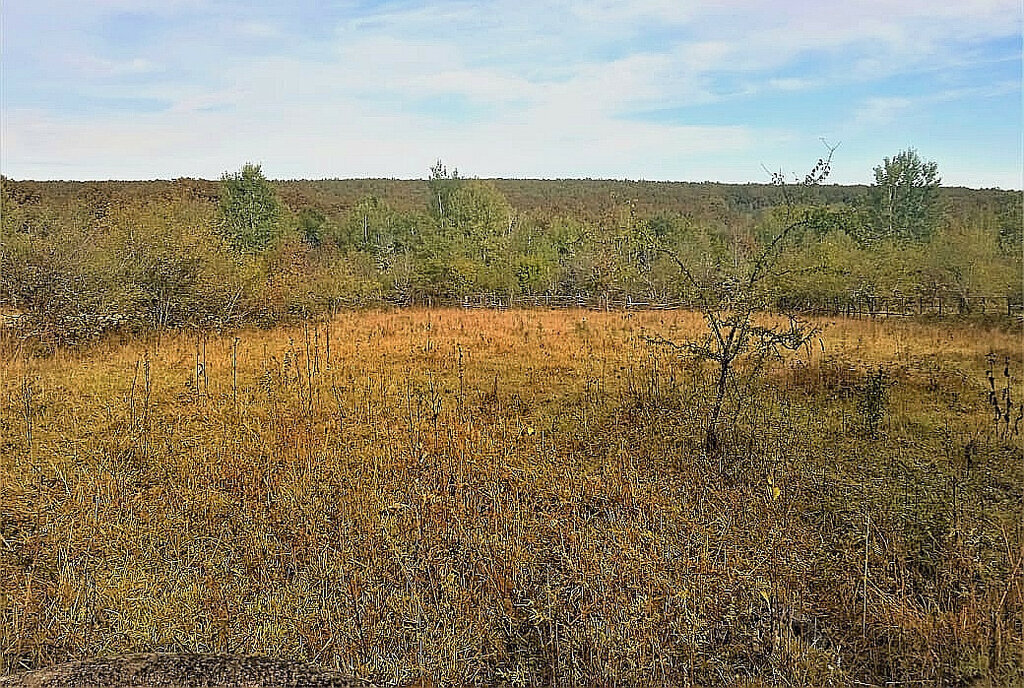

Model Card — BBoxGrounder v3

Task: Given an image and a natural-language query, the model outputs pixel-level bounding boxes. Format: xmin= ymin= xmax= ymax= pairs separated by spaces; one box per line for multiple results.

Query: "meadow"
xmin=1 ymin=307 xmax=1020 ymax=686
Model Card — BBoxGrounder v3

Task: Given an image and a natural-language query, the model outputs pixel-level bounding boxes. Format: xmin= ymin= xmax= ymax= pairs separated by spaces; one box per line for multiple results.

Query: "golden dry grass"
xmin=1 ymin=308 xmax=1021 ymax=686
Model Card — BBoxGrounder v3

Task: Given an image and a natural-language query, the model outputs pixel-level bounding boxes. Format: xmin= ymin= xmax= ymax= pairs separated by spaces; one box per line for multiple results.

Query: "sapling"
xmin=644 ymin=145 xmax=838 ymax=457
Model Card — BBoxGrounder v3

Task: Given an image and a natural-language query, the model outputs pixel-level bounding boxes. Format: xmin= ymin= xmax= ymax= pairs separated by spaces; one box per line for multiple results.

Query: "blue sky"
xmin=2 ymin=0 xmax=1020 ymax=187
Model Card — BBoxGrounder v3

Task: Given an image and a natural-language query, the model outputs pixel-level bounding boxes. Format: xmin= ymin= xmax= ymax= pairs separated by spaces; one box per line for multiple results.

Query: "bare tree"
xmin=645 ymin=144 xmax=838 ymax=456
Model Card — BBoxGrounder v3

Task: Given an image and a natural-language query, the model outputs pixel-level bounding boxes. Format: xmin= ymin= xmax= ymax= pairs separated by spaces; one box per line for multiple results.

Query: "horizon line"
xmin=2 ymin=176 xmax=1019 ymax=192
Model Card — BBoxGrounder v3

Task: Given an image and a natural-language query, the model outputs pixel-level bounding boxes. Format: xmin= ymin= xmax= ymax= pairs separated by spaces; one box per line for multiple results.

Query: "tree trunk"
xmin=705 ymin=360 xmax=730 ymax=456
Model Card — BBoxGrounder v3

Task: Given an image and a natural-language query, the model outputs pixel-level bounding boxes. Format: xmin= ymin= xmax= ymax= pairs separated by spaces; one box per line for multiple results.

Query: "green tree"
xmin=428 ymin=159 xmax=461 ymax=226
xmin=447 ymin=180 xmax=515 ymax=267
xmin=296 ymin=208 xmax=328 ymax=247
xmin=217 ymin=163 xmax=282 ymax=254
xmin=995 ymin=194 xmax=1022 ymax=255
xmin=342 ymin=195 xmax=401 ymax=250
xmin=868 ymin=149 xmax=941 ymax=242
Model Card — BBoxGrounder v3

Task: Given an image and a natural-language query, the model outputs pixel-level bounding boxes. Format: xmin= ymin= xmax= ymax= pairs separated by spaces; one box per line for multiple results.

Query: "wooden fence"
xmin=3 ymin=295 xmax=1020 ymax=341
xmin=777 ymin=295 xmax=1023 ymax=319
xmin=450 ymin=293 xmax=1024 ymax=319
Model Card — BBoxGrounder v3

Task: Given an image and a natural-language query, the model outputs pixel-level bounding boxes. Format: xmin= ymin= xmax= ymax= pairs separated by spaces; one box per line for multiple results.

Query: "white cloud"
xmin=2 ymin=0 xmax=1020 ymax=185
xmin=2 ymin=77 xmax=763 ymax=181
xmin=851 ymin=97 xmax=915 ymax=127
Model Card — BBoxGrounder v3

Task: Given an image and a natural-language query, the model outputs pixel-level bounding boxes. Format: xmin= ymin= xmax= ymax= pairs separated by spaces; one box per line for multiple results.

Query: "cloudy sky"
xmin=2 ymin=1 xmax=1020 ymax=186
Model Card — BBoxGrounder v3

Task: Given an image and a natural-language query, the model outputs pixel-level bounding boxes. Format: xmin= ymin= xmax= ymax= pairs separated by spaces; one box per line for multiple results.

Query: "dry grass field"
xmin=1 ymin=308 xmax=1021 ymax=686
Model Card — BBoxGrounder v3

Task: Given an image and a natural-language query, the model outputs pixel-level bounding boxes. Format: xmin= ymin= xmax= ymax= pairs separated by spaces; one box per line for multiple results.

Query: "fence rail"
xmin=3 ymin=295 xmax=1020 ymax=342
xmin=795 ymin=295 xmax=1022 ymax=318
xmin=448 ymin=293 xmax=1024 ymax=319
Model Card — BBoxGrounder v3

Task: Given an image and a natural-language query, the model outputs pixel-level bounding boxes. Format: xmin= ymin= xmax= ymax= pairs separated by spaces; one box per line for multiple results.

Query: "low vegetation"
xmin=1 ymin=309 xmax=1021 ymax=686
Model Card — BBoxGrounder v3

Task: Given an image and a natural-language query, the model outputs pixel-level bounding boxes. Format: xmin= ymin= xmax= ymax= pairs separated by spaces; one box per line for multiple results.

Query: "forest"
xmin=1 ymin=153 xmax=1020 ymax=345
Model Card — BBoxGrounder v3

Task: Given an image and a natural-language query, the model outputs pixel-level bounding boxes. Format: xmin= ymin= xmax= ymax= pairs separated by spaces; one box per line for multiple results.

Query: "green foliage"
xmin=868 ymin=149 xmax=941 ymax=243
xmin=296 ymin=208 xmax=328 ymax=247
xmin=217 ymin=163 xmax=283 ymax=254
xmin=770 ymin=229 xmax=862 ymax=302
xmin=420 ymin=165 xmax=521 ymax=295
xmin=447 ymin=180 xmax=513 ymax=238
xmin=930 ymin=220 xmax=1019 ymax=299
xmin=2 ymin=196 xmax=244 ymax=339
xmin=801 ymin=203 xmax=865 ymax=238
xmin=341 ymin=195 xmax=408 ymax=256
xmin=427 ymin=159 xmax=461 ymax=224
xmin=994 ymin=194 xmax=1022 ymax=255
xmin=1 ymin=170 xmax=1019 ymax=343
xmin=1 ymin=178 xmax=24 ymax=237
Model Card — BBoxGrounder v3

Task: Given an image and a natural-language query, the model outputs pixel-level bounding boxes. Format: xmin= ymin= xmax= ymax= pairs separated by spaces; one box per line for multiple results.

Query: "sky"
xmin=2 ymin=0 xmax=1021 ymax=187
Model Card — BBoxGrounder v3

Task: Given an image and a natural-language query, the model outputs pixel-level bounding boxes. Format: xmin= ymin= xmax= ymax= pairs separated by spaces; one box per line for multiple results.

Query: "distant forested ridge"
xmin=2 ymin=174 xmax=1020 ymax=343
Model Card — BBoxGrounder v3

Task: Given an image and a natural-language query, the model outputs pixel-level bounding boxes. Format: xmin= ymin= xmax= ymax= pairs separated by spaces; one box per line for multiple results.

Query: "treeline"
xmin=1 ymin=161 xmax=1020 ymax=342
